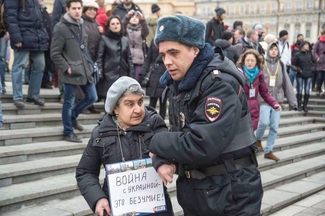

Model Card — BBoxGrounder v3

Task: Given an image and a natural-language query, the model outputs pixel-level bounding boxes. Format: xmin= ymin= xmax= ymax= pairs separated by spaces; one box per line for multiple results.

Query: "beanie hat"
xmin=151 ymin=4 xmax=160 ymax=13
xmin=263 ymin=34 xmax=277 ymax=44
xmin=154 ymin=14 xmax=206 ymax=49
xmin=253 ymin=24 xmax=263 ymax=30
xmin=279 ymin=30 xmax=288 ymax=38
xmin=83 ymin=0 xmax=99 ymax=9
xmin=221 ymin=31 xmax=233 ymax=41
xmin=215 ymin=7 xmax=226 ymax=16
xmin=105 ymin=76 xmax=141 ymax=114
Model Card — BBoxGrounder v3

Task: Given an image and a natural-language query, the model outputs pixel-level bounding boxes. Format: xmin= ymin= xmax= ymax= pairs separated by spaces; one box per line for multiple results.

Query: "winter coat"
xmin=205 ymin=18 xmax=224 ymax=46
xmin=260 ymin=42 xmax=297 ymax=109
xmin=122 ymin=17 xmax=149 ymax=65
xmin=51 ymin=0 xmax=66 ymax=30
xmin=95 ymin=32 xmax=133 ymax=98
xmin=235 ymin=37 xmax=265 ymax=56
xmin=82 ymin=14 xmax=101 ymax=62
xmin=241 ymin=67 xmax=278 ymax=130
xmin=312 ymin=36 xmax=325 ymax=71
xmin=214 ymin=39 xmax=239 ymax=63
xmin=277 ymin=39 xmax=291 ymax=66
xmin=139 ymin=40 xmax=166 ymax=98
xmin=4 ymin=0 xmax=49 ymax=51
xmin=76 ymin=107 xmax=174 ymax=215
xmin=149 ymin=44 xmax=262 ymax=215
xmin=111 ymin=2 xmax=142 ymax=20
xmin=292 ymin=41 xmax=316 ymax=79
xmin=95 ymin=7 xmax=107 ymax=29
xmin=146 ymin=14 xmax=159 ymax=44
xmin=50 ymin=13 xmax=93 ymax=86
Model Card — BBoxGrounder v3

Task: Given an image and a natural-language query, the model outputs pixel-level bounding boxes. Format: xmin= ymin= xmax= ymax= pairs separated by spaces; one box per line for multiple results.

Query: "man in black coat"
xmin=149 ymin=14 xmax=263 ymax=215
xmin=205 ymin=7 xmax=226 ymax=46
xmin=4 ymin=0 xmax=49 ymax=108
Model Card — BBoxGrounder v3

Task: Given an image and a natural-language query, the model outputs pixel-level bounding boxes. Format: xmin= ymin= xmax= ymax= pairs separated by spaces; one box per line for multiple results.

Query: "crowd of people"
xmin=0 ymin=0 xmax=325 ymax=215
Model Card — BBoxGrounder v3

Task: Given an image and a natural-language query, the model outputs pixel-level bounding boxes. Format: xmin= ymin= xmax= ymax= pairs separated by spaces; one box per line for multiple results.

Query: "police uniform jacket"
xmin=76 ymin=107 xmax=173 ymax=215
xmin=149 ymin=44 xmax=263 ymax=215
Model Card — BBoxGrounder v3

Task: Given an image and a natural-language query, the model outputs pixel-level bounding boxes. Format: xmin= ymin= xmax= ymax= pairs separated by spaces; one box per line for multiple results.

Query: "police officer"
xmin=149 ymin=14 xmax=263 ymax=216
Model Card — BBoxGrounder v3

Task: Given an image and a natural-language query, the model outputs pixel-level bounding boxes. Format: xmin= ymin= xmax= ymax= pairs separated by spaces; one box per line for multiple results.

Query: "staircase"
xmin=0 ymin=81 xmax=325 ymax=216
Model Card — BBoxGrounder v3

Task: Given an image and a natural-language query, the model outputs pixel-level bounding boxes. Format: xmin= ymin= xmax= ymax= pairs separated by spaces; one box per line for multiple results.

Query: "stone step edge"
xmin=2 ymin=171 xmax=325 ymax=216
xmin=261 ymin=171 xmax=325 ymax=215
xmin=1 ymin=152 xmax=325 ymax=209
xmin=1 ymin=122 xmax=323 ymax=141
xmin=1 ymin=139 xmax=325 ymax=180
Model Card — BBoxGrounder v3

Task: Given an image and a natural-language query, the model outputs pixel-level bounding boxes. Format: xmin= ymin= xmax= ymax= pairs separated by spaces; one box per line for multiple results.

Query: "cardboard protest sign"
xmin=106 ymin=158 xmax=166 ymax=216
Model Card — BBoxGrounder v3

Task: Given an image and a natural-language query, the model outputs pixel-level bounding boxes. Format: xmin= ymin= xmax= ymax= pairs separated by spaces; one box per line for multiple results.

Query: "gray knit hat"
xmin=154 ymin=14 xmax=206 ymax=49
xmin=105 ymin=76 xmax=141 ymax=114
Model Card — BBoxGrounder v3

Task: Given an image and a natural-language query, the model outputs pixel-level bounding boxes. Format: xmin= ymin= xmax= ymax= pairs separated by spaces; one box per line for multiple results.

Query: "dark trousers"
xmin=149 ymin=96 xmax=167 ymax=119
xmin=42 ymin=50 xmax=53 ymax=86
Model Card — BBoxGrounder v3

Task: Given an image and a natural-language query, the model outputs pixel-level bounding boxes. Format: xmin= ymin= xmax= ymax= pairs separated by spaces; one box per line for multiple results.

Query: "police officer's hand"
xmin=157 ymin=164 xmax=176 ymax=186
xmin=95 ymin=198 xmax=111 ymax=216
xmin=67 ymin=67 xmax=71 ymax=74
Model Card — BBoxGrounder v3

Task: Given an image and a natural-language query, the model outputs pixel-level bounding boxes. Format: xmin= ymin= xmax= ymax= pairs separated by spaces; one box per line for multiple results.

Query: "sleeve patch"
xmin=205 ymin=97 xmax=222 ymax=122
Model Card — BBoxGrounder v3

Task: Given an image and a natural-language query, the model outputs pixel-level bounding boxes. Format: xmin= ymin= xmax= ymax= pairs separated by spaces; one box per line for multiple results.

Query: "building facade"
xmin=195 ymin=0 xmax=325 ymax=44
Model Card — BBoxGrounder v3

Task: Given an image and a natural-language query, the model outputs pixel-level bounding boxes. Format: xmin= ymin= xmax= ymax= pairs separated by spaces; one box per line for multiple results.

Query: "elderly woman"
xmin=76 ymin=77 xmax=174 ymax=216
xmin=237 ymin=49 xmax=280 ymax=134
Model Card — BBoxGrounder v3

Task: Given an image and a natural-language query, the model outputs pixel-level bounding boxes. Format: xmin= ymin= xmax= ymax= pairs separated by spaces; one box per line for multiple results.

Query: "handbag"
xmin=141 ymin=55 xmax=161 ymax=88
xmin=64 ymin=24 xmax=100 ymax=84
xmin=142 ymin=39 xmax=149 ymax=58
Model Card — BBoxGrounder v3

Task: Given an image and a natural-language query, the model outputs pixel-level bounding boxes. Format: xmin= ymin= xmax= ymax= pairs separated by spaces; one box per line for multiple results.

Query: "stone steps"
xmin=261 ymin=171 xmax=325 ymax=215
xmin=1 ymin=144 xmax=325 ymax=215
xmin=1 ymin=83 xmax=325 ymax=216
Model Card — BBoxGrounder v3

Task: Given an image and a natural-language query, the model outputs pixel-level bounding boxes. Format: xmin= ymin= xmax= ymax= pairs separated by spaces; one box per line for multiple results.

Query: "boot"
xmin=256 ymin=140 xmax=263 ymax=151
xmin=302 ymin=94 xmax=309 ymax=112
xmin=264 ymin=151 xmax=280 ymax=161
xmin=88 ymin=105 xmax=101 ymax=114
xmin=316 ymin=84 xmax=321 ymax=96
xmin=296 ymin=93 xmax=302 ymax=111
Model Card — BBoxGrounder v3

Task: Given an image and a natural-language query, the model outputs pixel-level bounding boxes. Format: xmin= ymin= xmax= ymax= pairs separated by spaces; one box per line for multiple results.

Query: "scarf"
xmin=104 ymin=29 xmax=123 ymax=40
xmin=243 ymin=65 xmax=259 ymax=84
xmin=159 ymin=43 xmax=215 ymax=91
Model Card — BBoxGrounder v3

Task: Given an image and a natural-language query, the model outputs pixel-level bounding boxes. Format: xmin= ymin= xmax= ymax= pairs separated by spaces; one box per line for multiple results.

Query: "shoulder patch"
xmin=205 ymin=97 xmax=222 ymax=122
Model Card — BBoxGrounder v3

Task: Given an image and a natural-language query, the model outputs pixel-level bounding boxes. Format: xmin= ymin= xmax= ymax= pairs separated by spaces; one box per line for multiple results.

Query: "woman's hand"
xmin=95 ymin=198 xmax=111 ymax=216
xmin=273 ymin=104 xmax=281 ymax=111
xmin=136 ymin=11 xmax=144 ymax=20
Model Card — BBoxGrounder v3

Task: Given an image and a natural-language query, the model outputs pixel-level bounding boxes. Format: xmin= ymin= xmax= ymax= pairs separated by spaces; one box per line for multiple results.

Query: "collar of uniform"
xmin=159 ymin=42 xmax=214 ymax=91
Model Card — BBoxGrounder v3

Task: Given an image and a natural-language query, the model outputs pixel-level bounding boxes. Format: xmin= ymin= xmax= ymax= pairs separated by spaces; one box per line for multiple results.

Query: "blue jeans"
xmin=0 ymin=37 xmax=6 ymax=85
xmin=255 ymin=105 xmax=282 ymax=154
xmin=289 ymin=69 xmax=296 ymax=86
xmin=296 ymin=77 xmax=312 ymax=94
xmin=316 ymin=71 xmax=325 ymax=90
xmin=62 ymin=82 xmax=97 ymax=135
xmin=11 ymin=50 xmax=45 ymax=100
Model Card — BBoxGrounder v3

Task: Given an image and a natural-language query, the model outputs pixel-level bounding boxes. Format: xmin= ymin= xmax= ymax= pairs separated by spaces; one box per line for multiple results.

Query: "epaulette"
xmin=210 ymin=69 xmax=222 ymax=79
